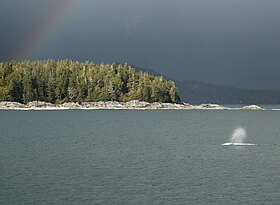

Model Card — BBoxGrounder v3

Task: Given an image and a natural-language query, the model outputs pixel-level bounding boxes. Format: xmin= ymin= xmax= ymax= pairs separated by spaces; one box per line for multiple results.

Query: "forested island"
xmin=0 ymin=60 xmax=180 ymax=104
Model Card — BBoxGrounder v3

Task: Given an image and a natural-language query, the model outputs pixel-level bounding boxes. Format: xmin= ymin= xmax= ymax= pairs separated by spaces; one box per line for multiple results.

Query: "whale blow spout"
xmin=230 ymin=127 xmax=246 ymax=143
xmin=222 ymin=127 xmax=255 ymax=146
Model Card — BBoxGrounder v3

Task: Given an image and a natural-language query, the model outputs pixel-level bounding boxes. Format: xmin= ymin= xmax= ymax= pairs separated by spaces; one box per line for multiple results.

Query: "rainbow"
xmin=17 ymin=0 xmax=82 ymax=60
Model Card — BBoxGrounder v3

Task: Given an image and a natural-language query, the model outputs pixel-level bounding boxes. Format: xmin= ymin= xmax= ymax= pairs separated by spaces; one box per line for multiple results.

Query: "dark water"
xmin=1 ymin=110 xmax=280 ymax=204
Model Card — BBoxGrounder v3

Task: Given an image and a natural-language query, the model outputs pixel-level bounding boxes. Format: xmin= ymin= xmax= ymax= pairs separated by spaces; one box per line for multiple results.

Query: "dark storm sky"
xmin=1 ymin=0 xmax=280 ymax=89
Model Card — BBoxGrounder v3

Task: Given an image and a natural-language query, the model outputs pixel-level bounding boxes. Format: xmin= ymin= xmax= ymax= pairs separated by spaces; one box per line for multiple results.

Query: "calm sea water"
xmin=1 ymin=110 xmax=280 ymax=204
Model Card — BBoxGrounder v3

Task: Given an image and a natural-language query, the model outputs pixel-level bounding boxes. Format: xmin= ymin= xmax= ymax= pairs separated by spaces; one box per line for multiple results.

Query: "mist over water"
xmin=230 ymin=127 xmax=247 ymax=143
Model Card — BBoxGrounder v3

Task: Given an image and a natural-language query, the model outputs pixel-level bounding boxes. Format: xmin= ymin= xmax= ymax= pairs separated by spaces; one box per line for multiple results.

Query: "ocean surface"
xmin=1 ymin=110 xmax=280 ymax=204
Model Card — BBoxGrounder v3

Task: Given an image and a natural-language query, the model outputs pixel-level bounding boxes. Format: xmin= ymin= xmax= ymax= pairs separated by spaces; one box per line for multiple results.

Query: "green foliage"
xmin=0 ymin=60 xmax=181 ymax=103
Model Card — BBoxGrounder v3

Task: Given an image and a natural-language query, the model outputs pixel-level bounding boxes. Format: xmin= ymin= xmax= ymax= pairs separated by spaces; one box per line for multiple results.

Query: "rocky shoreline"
xmin=0 ymin=100 xmax=263 ymax=110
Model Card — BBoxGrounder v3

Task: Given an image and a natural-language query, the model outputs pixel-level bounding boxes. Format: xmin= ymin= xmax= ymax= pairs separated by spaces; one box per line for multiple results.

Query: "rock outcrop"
xmin=0 ymin=101 xmax=25 ymax=108
xmin=195 ymin=104 xmax=225 ymax=110
xmin=241 ymin=105 xmax=263 ymax=110
xmin=27 ymin=101 xmax=55 ymax=108
xmin=0 ymin=101 xmax=263 ymax=110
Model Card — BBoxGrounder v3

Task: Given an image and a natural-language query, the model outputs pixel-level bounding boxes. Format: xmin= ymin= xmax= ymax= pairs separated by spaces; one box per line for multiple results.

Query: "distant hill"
xmin=177 ymin=80 xmax=280 ymax=104
xmin=131 ymin=64 xmax=280 ymax=104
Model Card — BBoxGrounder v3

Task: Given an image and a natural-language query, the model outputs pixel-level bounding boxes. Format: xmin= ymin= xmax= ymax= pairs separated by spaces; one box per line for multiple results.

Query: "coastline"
xmin=0 ymin=100 xmax=263 ymax=110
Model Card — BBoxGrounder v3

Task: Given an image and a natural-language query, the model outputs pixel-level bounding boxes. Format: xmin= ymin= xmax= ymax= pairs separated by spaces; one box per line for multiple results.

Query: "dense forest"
xmin=0 ymin=60 xmax=180 ymax=104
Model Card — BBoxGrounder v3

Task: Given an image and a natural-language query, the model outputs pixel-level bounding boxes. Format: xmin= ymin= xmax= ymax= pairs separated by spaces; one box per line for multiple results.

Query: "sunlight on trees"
xmin=0 ymin=60 xmax=181 ymax=103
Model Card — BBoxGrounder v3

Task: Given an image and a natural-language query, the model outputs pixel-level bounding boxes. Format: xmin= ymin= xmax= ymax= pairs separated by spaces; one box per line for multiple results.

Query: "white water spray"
xmin=230 ymin=127 xmax=247 ymax=143
xmin=222 ymin=127 xmax=255 ymax=146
